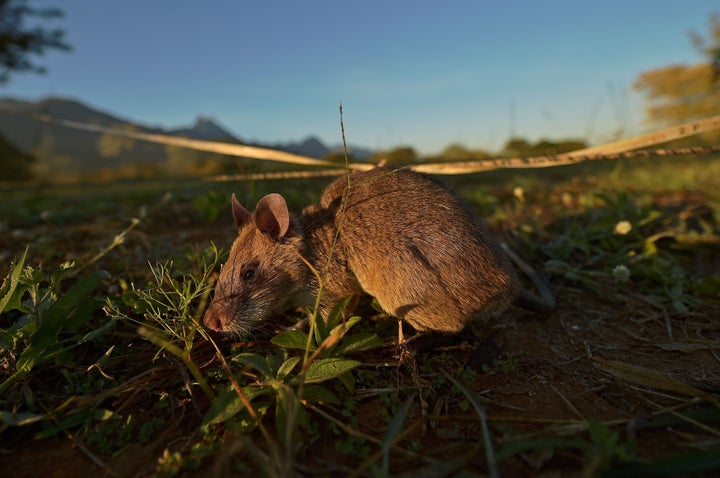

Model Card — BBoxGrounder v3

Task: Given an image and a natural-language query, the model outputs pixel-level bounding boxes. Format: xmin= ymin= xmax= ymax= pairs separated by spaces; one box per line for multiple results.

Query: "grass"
xmin=1 ymin=153 xmax=719 ymax=476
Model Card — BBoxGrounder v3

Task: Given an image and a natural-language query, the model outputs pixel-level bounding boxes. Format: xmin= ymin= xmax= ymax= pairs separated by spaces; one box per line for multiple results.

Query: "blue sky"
xmin=3 ymin=1 xmax=717 ymax=154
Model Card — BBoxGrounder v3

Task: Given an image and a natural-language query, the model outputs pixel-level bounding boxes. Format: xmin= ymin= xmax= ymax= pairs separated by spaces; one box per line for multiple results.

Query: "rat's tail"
xmin=500 ymin=242 xmax=556 ymax=314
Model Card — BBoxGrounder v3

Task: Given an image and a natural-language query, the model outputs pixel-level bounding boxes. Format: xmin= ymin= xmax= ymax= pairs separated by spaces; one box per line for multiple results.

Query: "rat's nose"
xmin=203 ymin=306 xmax=224 ymax=331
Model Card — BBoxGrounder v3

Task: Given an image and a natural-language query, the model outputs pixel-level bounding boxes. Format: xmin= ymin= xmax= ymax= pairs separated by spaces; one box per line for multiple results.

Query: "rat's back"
xmin=320 ymin=168 xmax=519 ymax=333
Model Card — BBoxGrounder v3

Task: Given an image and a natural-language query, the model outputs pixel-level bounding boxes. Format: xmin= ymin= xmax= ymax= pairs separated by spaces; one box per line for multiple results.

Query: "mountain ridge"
xmin=0 ymin=96 xmax=372 ymax=181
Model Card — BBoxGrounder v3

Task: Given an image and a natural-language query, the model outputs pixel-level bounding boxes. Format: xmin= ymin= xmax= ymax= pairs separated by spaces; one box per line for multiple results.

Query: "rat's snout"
xmin=203 ymin=305 xmax=225 ymax=332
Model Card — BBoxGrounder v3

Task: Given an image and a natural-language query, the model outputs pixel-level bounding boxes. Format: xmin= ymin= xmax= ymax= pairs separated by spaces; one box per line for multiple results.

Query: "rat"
xmin=203 ymin=167 xmax=555 ymax=336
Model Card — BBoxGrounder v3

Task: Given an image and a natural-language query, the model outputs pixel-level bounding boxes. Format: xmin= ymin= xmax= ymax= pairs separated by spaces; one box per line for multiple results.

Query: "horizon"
xmin=0 ymin=93 xmax=348 ymax=143
xmin=0 ymin=93 xmax=587 ymax=155
xmin=2 ymin=1 xmax=718 ymax=155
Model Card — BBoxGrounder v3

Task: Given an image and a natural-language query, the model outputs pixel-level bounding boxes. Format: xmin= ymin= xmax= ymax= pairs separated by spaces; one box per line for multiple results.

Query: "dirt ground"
xmin=1 ymin=182 xmax=719 ymax=477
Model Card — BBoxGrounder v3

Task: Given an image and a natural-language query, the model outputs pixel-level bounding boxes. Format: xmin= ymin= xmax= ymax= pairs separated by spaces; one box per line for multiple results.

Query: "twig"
xmin=551 ymin=385 xmax=586 ymax=420
xmin=663 ymin=306 xmax=673 ymax=341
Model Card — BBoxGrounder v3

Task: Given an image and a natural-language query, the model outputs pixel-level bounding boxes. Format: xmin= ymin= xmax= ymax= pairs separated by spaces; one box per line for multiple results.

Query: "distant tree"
xmin=689 ymin=13 xmax=720 ymax=87
xmin=0 ymin=0 xmax=70 ymax=84
xmin=502 ymin=138 xmax=533 ymax=157
xmin=502 ymin=137 xmax=586 ymax=157
xmin=532 ymin=139 xmax=587 ymax=155
xmin=321 ymin=151 xmax=356 ymax=164
xmin=633 ymin=12 xmax=720 ymax=136
xmin=424 ymin=143 xmax=491 ymax=162
xmin=438 ymin=144 xmax=470 ymax=161
xmin=369 ymin=146 xmax=419 ymax=166
xmin=97 ymin=124 xmax=138 ymax=157
xmin=0 ymin=132 xmax=34 ymax=180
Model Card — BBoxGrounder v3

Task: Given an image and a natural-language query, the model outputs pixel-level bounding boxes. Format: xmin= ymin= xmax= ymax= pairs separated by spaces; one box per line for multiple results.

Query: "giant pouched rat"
xmin=203 ymin=167 xmax=555 ymax=335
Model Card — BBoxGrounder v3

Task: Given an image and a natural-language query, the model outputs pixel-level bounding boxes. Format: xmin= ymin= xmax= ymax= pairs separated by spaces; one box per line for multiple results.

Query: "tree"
xmin=369 ymin=146 xmax=419 ymax=166
xmin=633 ymin=13 xmax=720 ymax=131
xmin=502 ymin=138 xmax=533 ymax=157
xmin=321 ymin=151 xmax=356 ymax=164
xmin=501 ymin=137 xmax=586 ymax=157
xmin=0 ymin=132 xmax=34 ymax=180
xmin=0 ymin=0 xmax=70 ymax=84
xmin=423 ymin=144 xmax=491 ymax=163
xmin=98 ymin=124 xmax=139 ymax=158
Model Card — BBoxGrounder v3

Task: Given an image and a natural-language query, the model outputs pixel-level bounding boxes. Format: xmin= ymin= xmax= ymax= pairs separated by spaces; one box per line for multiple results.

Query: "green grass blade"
xmin=274 ymin=384 xmax=296 ymax=445
xmin=35 ymin=408 xmax=115 ymax=439
xmin=201 ymin=385 xmax=268 ymax=429
xmin=381 ymin=397 xmax=413 ymax=478
xmin=442 ymin=370 xmax=500 ymax=478
xmin=15 ymin=270 xmax=109 ymax=373
xmin=590 ymin=355 xmax=719 ymax=404
xmin=0 ymin=245 xmax=29 ymax=313
xmin=137 ymin=326 xmax=215 ymax=400
xmin=0 ymin=410 xmax=46 ymax=427
xmin=317 ymin=296 xmax=354 ymax=343
xmin=605 ymin=449 xmax=720 ymax=477
xmin=78 ymin=316 xmax=119 ymax=344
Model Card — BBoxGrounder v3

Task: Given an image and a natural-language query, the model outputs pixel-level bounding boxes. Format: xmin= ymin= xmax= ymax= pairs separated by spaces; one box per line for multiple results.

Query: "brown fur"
xmin=204 ymin=167 xmax=534 ymax=334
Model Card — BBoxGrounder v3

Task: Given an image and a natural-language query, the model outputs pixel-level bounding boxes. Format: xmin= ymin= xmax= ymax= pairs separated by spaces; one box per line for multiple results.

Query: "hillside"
xmin=0 ymin=97 xmax=372 ymax=182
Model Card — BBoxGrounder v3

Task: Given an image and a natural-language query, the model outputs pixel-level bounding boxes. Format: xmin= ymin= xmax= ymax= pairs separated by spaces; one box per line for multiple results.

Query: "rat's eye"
xmin=240 ymin=262 xmax=258 ymax=281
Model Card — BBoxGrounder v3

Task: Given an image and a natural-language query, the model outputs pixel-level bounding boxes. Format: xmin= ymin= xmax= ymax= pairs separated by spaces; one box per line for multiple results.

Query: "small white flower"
xmin=614 ymin=220 xmax=632 ymax=235
xmin=612 ymin=265 xmax=630 ymax=282
xmin=513 ymin=186 xmax=525 ymax=202
xmin=561 ymin=192 xmax=573 ymax=208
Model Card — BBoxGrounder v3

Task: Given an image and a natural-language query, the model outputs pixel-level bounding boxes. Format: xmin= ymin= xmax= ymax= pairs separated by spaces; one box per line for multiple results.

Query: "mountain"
xmin=268 ymin=136 xmax=372 ymax=161
xmin=273 ymin=136 xmax=328 ymax=158
xmin=273 ymin=136 xmax=372 ymax=161
xmin=168 ymin=115 xmax=242 ymax=143
xmin=0 ymin=96 xmax=373 ymax=182
xmin=0 ymin=96 xmax=136 ymax=126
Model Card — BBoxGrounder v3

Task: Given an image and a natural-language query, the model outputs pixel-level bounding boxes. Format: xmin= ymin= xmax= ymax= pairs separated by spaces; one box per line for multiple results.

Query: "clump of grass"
xmin=505 ymin=187 xmax=719 ymax=313
xmin=106 ymin=244 xmax=220 ymax=351
xmin=0 ymin=245 xmax=111 ymax=400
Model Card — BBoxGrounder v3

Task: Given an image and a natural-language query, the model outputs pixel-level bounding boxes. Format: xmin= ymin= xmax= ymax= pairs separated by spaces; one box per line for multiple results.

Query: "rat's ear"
xmin=232 ymin=193 xmax=252 ymax=229
xmin=254 ymin=193 xmax=290 ymax=239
